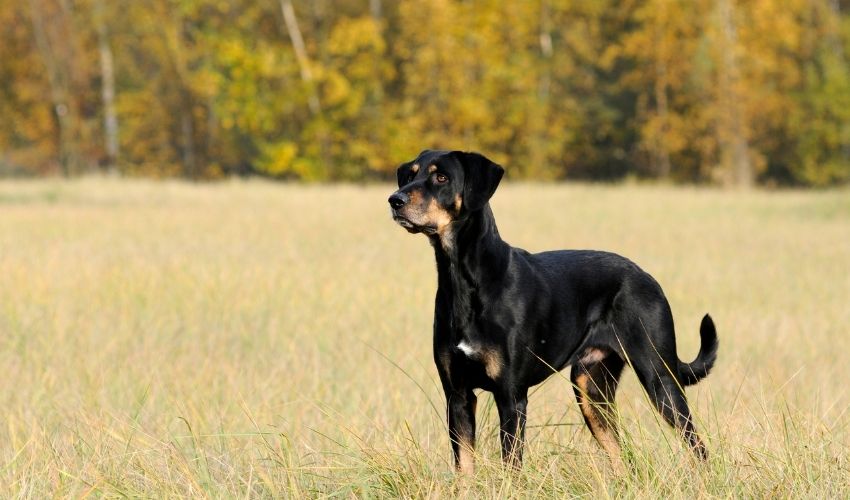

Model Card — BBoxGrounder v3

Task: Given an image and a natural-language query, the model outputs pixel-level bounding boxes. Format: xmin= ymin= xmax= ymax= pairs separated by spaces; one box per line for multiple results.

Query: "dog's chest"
xmin=453 ymin=339 xmax=504 ymax=380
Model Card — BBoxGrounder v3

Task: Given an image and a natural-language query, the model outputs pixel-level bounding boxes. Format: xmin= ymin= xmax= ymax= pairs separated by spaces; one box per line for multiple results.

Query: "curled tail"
xmin=678 ymin=314 xmax=719 ymax=386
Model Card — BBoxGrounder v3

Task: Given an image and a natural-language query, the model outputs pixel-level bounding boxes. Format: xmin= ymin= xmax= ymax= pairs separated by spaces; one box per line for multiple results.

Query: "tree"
xmin=0 ymin=0 xmax=847 ymax=185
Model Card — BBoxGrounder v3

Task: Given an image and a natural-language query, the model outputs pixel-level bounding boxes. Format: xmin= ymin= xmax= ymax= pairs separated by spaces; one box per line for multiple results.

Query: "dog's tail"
xmin=678 ymin=314 xmax=719 ymax=386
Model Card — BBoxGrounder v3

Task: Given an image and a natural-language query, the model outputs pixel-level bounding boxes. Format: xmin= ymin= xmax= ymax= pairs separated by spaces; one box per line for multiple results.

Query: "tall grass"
xmin=0 ymin=179 xmax=848 ymax=497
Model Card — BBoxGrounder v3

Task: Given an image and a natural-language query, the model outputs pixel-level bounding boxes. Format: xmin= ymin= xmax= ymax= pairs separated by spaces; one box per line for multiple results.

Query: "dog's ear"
xmin=396 ymin=161 xmax=414 ymax=187
xmin=452 ymin=151 xmax=504 ymax=211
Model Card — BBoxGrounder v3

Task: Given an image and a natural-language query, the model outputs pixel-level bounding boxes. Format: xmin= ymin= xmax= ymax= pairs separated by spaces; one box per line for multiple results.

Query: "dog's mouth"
xmin=392 ymin=215 xmax=414 ymax=228
xmin=392 ymin=213 xmax=439 ymax=235
xmin=392 ymin=214 xmax=421 ymax=233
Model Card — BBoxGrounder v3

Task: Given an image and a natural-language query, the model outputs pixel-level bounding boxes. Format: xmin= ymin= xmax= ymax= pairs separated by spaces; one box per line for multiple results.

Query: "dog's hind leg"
xmin=571 ymin=351 xmax=626 ymax=471
xmin=626 ymin=295 xmax=710 ymax=460
xmin=633 ymin=360 xmax=708 ymax=460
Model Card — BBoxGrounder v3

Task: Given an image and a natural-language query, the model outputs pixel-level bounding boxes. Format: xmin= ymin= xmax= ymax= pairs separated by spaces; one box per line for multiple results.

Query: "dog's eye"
xmin=434 ymin=173 xmax=448 ymax=184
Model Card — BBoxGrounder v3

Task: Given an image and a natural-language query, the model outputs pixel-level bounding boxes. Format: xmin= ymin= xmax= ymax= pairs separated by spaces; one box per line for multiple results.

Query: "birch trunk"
xmin=28 ymin=0 xmax=77 ymax=175
xmin=94 ymin=0 xmax=118 ymax=172
xmin=280 ymin=0 xmax=321 ymax=115
xmin=717 ymin=0 xmax=752 ymax=187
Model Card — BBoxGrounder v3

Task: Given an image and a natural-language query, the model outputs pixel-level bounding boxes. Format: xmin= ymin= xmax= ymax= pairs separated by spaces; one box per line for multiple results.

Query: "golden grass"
xmin=0 ymin=178 xmax=848 ymax=497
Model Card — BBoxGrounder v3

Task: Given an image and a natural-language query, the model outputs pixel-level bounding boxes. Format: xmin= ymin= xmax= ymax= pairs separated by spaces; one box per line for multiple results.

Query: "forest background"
xmin=1 ymin=0 xmax=849 ymax=187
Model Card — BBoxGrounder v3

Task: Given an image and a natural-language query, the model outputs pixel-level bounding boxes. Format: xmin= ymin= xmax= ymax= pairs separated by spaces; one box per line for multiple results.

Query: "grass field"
xmin=1 ymin=179 xmax=849 ymax=497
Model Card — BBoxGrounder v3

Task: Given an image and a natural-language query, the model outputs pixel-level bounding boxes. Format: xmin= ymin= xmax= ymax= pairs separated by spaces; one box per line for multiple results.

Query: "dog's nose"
xmin=388 ymin=192 xmax=409 ymax=209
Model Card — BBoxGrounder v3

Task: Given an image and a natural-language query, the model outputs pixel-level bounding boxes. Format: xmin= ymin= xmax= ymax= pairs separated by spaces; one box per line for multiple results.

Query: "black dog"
xmin=388 ymin=150 xmax=718 ymax=473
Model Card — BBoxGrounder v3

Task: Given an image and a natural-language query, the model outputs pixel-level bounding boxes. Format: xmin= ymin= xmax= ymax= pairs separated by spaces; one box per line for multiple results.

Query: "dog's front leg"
xmin=495 ymin=388 xmax=528 ymax=469
xmin=446 ymin=388 xmax=477 ymax=474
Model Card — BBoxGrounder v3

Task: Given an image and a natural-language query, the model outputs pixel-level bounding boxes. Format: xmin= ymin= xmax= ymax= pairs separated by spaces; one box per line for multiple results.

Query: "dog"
xmin=388 ymin=150 xmax=718 ymax=473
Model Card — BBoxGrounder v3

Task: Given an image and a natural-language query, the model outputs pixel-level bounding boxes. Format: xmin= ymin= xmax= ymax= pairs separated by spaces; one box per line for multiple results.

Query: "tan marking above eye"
xmin=427 ymin=165 xmax=437 ymax=173
xmin=411 ymin=164 xmax=420 ymax=174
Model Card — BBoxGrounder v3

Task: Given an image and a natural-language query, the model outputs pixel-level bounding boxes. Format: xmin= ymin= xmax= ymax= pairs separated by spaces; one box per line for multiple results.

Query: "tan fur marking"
xmin=481 ymin=348 xmax=502 ymax=379
xmin=453 ymin=194 xmax=462 ymax=213
xmin=438 ymin=350 xmax=452 ymax=378
xmin=579 ymin=347 xmax=608 ymax=365
xmin=399 ymin=190 xmax=456 ymax=247
xmin=408 ymin=189 xmax=423 ymax=205
xmin=427 ymin=164 xmax=437 ymax=173
xmin=424 ymin=198 xmax=454 ymax=234
xmin=575 ymin=373 xmax=624 ymax=472
xmin=457 ymin=440 xmax=474 ymax=474
xmin=411 ymin=164 xmax=419 ymax=174
xmin=458 ymin=398 xmax=478 ymax=476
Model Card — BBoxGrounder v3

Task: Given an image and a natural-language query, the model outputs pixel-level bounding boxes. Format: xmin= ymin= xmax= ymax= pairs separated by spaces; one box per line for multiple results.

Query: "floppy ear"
xmin=396 ymin=161 xmax=414 ymax=187
xmin=452 ymin=151 xmax=504 ymax=211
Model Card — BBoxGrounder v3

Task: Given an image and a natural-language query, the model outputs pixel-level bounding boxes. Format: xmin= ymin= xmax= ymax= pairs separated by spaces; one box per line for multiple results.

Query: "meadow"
xmin=1 ymin=179 xmax=848 ymax=497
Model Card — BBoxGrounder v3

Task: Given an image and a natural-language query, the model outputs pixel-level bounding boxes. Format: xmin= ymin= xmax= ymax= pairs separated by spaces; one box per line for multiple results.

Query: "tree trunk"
xmin=716 ymin=0 xmax=752 ymax=187
xmin=531 ymin=0 xmax=553 ymax=177
xmin=180 ymin=100 xmax=196 ymax=177
xmin=94 ymin=0 xmax=119 ymax=173
xmin=654 ymin=61 xmax=672 ymax=178
xmin=827 ymin=0 xmax=850 ymax=162
xmin=538 ymin=0 xmax=552 ymax=101
xmin=28 ymin=0 xmax=77 ymax=175
xmin=159 ymin=11 xmax=198 ymax=178
xmin=280 ymin=0 xmax=321 ymax=115
xmin=368 ymin=0 xmax=384 ymax=171
xmin=369 ymin=0 xmax=382 ymax=19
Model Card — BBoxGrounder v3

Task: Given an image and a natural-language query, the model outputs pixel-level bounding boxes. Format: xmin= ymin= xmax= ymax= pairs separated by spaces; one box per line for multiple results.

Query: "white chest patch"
xmin=457 ymin=341 xmax=476 ymax=357
xmin=455 ymin=341 xmax=503 ymax=379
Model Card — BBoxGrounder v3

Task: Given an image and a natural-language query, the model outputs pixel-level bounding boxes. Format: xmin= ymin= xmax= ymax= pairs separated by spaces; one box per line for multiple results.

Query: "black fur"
xmin=388 ymin=150 xmax=718 ymax=472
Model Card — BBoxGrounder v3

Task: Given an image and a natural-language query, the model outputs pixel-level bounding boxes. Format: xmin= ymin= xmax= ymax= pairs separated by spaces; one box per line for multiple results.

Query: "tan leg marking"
xmin=457 ymin=444 xmax=474 ymax=474
xmin=575 ymin=373 xmax=624 ymax=472
xmin=458 ymin=394 xmax=476 ymax=475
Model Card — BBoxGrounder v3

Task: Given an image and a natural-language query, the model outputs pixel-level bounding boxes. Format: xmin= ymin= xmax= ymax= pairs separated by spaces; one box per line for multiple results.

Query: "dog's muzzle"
xmin=388 ymin=192 xmax=408 ymax=209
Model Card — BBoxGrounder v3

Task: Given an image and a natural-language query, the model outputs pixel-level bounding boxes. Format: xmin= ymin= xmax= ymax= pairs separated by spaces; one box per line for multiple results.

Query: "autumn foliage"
xmin=1 ymin=0 xmax=848 ymax=185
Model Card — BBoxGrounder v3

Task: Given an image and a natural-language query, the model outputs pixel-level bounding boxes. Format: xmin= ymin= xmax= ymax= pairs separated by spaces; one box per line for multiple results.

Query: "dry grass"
xmin=1 ymin=178 xmax=848 ymax=497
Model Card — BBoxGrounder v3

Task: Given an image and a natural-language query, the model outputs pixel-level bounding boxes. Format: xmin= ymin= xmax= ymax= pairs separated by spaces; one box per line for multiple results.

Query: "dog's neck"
xmin=431 ymin=204 xmax=508 ymax=263
xmin=430 ymin=205 xmax=511 ymax=333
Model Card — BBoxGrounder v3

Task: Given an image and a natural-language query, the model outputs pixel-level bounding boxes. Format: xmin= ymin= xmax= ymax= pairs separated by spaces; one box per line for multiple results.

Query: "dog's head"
xmin=388 ymin=150 xmax=504 ymax=235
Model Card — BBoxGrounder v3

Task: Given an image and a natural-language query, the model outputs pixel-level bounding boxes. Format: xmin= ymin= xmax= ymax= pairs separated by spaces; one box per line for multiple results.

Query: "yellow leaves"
xmin=258 ymin=141 xmax=299 ymax=177
xmin=454 ymin=95 xmax=490 ymax=130
xmin=747 ymin=0 xmax=805 ymax=52
xmin=192 ymin=69 xmax=220 ymax=100
xmin=327 ymin=17 xmax=385 ymax=57
xmin=320 ymin=70 xmax=353 ymax=109
xmin=0 ymin=0 xmax=848 ymax=184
